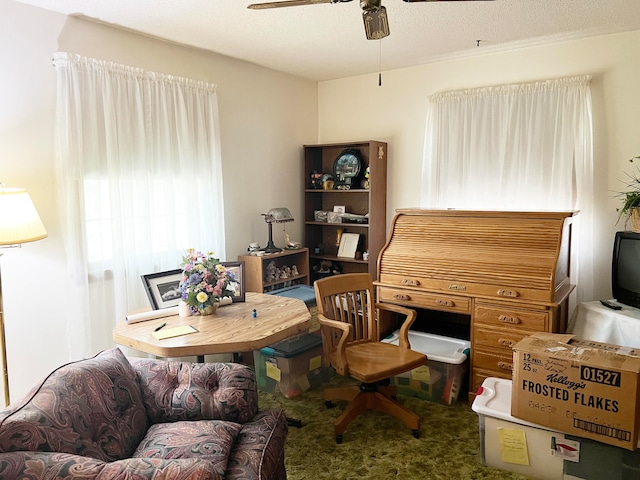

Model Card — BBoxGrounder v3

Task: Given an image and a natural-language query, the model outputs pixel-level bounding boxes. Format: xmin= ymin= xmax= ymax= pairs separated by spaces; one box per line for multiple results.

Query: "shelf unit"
xmin=238 ymin=248 xmax=310 ymax=293
xmin=303 ymin=140 xmax=387 ymax=281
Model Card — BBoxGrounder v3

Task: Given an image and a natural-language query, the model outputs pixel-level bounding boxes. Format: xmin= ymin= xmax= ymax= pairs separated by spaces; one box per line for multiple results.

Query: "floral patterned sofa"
xmin=0 ymin=347 xmax=287 ymax=480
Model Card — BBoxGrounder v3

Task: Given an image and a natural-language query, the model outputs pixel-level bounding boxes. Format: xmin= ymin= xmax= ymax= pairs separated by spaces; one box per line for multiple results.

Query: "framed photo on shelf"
xmin=141 ymin=269 xmax=183 ymax=310
xmin=223 ymin=261 xmax=245 ymax=303
xmin=327 ymin=212 xmax=343 ymax=223
xmin=337 ymin=233 xmax=360 ymax=258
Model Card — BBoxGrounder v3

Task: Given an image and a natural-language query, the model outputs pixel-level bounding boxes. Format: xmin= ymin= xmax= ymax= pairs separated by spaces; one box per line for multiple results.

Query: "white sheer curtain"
xmin=53 ymin=52 xmax=225 ymax=356
xmin=421 ymin=75 xmax=594 ymax=305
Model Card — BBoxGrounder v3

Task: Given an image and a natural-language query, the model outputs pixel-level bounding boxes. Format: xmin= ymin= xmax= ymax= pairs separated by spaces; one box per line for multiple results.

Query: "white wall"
xmin=318 ymin=30 xmax=640 ymax=305
xmin=0 ymin=0 xmax=317 ymax=402
xmin=2 ymin=0 xmax=639 ymax=403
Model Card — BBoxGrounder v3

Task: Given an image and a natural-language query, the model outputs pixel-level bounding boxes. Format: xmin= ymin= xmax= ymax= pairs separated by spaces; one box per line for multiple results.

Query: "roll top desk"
xmin=375 ymin=209 xmax=576 ymax=401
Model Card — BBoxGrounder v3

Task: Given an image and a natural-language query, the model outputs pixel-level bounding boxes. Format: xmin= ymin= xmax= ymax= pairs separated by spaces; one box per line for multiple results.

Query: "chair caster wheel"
xmin=325 ymin=401 xmax=335 ymax=409
xmin=336 ymin=435 xmax=343 ymax=444
xmin=412 ymin=429 xmax=420 ymax=439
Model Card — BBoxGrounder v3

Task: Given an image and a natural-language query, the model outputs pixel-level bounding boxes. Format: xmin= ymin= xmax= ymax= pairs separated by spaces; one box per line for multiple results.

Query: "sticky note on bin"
xmin=411 ymin=365 xmax=431 ymax=383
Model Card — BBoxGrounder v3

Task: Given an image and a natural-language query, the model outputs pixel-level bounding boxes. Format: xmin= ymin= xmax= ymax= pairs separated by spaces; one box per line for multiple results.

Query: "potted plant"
xmin=616 ymin=155 xmax=640 ymax=232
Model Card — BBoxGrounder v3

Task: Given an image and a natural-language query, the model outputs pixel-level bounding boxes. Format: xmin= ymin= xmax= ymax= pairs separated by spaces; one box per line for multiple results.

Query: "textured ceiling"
xmin=12 ymin=0 xmax=640 ymax=81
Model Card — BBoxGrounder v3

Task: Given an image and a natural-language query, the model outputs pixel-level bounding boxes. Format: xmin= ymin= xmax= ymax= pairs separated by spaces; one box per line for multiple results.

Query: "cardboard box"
xmin=511 ymin=333 xmax=640 ymax=450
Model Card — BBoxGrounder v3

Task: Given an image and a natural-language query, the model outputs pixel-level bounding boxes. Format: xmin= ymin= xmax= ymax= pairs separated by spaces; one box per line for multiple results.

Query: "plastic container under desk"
xmin=382 ymin=329 xmax=470 ymax=405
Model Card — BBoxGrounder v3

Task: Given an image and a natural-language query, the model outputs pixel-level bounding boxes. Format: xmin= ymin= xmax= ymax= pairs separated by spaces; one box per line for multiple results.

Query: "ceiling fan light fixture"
xmin=359 ymin=0 xmax=380 ymax=11
xmin=363 ymin=5 xmax=389 ymax=40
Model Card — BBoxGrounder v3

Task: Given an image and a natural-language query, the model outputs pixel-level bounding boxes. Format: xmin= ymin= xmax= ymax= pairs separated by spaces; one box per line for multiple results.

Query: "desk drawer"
xmin=473 ymin=326 xmax=529 ymax=352
xmin=474 ymin=303 xmax=549 ymax=331
xmin=472 ymin=348 xmax=513 ymax=376
xmin=377 ymin=286 xmax=471 ymax=315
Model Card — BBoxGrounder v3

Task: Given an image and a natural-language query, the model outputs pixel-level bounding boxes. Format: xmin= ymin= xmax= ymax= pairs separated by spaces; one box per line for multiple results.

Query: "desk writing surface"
xmin=568 ymin=300 xmax=640 ymax=348
xmin=112 ymin=292 xmax=311 ymax=358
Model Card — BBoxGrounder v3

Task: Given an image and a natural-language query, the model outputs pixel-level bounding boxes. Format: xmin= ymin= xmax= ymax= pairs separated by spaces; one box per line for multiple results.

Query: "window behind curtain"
xmin=53 ymin=52 xmax=225 ymax=356
xmin=420 ymin=75 xmax=594 ymax=306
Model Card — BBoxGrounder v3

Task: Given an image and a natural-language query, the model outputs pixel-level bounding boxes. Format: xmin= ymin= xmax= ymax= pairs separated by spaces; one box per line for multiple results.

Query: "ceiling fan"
xmin=247 ymin=0 xmax=494 ymax=40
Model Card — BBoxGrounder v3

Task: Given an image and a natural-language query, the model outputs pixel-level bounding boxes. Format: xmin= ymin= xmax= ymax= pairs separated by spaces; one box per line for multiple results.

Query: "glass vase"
xmin=197 ymin=303 xmax=219 ymax=316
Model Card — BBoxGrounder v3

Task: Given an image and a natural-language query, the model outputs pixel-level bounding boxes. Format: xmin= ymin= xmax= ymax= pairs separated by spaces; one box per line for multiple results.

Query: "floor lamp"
xmin=0 ymin=186 xmax=48 ymax=406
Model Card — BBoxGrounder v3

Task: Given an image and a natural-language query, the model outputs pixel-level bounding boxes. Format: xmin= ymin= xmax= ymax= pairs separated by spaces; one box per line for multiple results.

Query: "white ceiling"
xmin=13 ymin=0 xmax=640 ymax=81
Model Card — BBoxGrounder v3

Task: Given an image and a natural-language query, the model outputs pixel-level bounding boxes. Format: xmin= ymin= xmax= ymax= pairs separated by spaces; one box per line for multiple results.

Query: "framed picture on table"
xmin=141 ymin=269 xmax=183 ymax=310
xmin=223 ymin=261 xmax=245 ymax=303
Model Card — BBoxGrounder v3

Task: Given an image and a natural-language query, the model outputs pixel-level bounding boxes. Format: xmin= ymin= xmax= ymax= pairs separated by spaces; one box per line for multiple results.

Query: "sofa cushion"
xmin=0 ymin=348 xmax=148 ymax=462
xmin=133 ymin=419 xmax=242 ymax=477
xmin=226 ymin=409 xmax=288 ymax=480
xmin=132 ymin=359 xmax=258 ymax=424
xmin=0 ymin=451 xmax=223 ymax=480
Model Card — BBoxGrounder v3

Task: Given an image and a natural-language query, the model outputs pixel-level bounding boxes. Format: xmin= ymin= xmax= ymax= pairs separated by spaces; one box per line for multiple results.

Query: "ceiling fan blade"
xmin=248 ymin=0 xmax=340 ymax=9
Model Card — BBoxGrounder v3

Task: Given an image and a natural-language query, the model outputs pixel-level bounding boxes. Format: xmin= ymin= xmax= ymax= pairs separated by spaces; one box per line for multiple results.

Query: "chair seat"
xmin=329 ymin=342 xmax=427 ymax=384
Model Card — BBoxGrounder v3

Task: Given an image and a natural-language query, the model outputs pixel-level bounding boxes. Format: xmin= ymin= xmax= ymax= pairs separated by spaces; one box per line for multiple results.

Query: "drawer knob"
xmin=436 ymin=299 xmax=454 ymax=307
xmin=498 ymin=338 xmax=515 ymax=347
xmin=498 ymin=315 xmax=521 ymax=325
xmin=401 ymin=279 xmax=420 ymax=286
xmin=497 ymin=289 xmax=520 ymax=298
xmin=497 ymin=361 xmax=513 ymax=371
xmin=393 ymin=294 xmax=411 ymax=301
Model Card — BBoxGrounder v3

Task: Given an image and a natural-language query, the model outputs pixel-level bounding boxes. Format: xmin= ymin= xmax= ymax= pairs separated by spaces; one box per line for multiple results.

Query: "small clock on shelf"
xmin=333 ymin=149 xmax=362 ymax=190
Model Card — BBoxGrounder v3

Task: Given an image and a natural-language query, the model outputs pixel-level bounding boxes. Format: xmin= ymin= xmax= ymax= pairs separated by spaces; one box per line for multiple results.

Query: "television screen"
xmin=613 ymin=231 xmax=640 ymax=309
xmin=617 ymin=237 xmax=640 ymax=291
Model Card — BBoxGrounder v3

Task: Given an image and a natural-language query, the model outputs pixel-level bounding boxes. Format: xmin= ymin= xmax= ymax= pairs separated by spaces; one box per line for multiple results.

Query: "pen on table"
xmin=154 ymin=322 xmax=167 ymax=332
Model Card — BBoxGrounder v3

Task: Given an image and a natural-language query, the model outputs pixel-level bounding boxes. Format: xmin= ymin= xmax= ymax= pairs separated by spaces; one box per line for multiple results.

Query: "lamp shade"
xmin=0 ymin=188 xmax=48 ymax=245
xmin=264 ymin=207 xmax=294 ymax=223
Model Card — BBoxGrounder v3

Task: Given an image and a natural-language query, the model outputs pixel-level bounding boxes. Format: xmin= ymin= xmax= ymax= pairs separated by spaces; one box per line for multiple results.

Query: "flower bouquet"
xmin=179 ymin=249 xmax=235 ymax=315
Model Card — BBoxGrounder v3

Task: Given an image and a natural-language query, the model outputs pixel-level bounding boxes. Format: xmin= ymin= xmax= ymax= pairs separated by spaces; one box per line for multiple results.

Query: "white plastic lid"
xmin=471 ymin=377 xmax=562 ymax=430
xmin=382 ymin=329 xmax=470 ymax=364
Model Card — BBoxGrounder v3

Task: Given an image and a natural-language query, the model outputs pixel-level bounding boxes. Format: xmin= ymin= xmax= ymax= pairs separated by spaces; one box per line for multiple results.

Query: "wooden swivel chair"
xmin=314 ymin=273 xmax=428 ymax=443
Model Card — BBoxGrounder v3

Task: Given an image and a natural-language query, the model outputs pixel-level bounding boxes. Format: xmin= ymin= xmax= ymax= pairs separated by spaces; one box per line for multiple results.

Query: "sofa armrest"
xmin=132 ymin=359 xmax=258 ymax=424
xmin=0 ymin=452 xmax=222 ymax=480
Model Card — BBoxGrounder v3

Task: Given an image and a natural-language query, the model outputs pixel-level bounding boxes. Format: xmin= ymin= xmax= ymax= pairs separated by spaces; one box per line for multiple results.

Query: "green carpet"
xmin=258 ymin=375 xmax=532 ymax=480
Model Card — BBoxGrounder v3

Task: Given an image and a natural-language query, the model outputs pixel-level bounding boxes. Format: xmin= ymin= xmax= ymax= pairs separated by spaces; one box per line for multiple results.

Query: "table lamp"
xmin=260 ymin=208 xmax=294 ymax=254
xmin=0 ymin=186 xmax=48 ymax=406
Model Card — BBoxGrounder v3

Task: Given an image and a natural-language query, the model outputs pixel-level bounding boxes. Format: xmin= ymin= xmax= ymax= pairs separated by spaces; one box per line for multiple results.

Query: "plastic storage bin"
xmin=267 ymin=284 xmax=316 ymax=307
xmin=253 ymin=333 xmax=332 ymax=399
xmin=382 ymin=329 xmax=470 ymax=405
xmin=473 ymin=377 xmax=640 ymax=480
xmin=268 ymin=284 xmax=319 ymax=334
xmin=472 ymin=377 xmax=566 ymax=480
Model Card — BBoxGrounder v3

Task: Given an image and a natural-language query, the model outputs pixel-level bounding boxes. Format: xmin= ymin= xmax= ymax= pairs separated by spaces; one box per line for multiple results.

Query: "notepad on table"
xmin=152 ymin=325 xmax=198 ymax=340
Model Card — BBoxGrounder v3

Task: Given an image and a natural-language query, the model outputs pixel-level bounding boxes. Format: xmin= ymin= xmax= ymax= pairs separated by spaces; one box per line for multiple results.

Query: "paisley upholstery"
xmin=132 ymin=359 xmax=258 ymax=424
xmin=0 ymin=452 xmax=222 ymax=480
xmin=0 ymin=348 xmax=288 ymax=480
xmin=133 ymin=420 xmax=242 ymax=477
xmin=0 ymin=347 xmax=148 ymax=461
